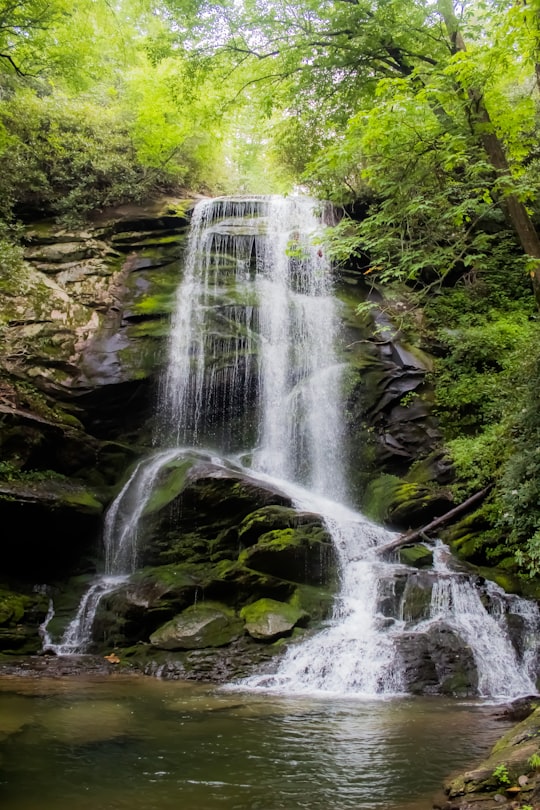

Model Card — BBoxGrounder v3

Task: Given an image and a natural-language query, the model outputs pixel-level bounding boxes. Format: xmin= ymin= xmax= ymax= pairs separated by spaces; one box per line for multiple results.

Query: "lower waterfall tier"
xmin=40 ymin=449 xmax=539 ymax=699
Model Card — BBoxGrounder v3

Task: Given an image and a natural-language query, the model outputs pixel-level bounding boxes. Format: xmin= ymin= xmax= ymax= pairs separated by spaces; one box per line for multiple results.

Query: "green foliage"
xmin=492 ymin=763 xmax=510 ymax=786
xmin=498 ymin=341 xmax=540 ymax=575
xmin=528 ymin=753 xmax=540 ymax=770
xmin=0 ymin=89 xmax=150 ymax=224
xmin=432 ymin=310 xmax=535 ymax=439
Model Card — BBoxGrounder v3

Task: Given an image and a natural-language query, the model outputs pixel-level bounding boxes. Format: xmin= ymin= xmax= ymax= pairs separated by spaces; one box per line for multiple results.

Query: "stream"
xmin=0 ymin=676 xmax=513 ymax=810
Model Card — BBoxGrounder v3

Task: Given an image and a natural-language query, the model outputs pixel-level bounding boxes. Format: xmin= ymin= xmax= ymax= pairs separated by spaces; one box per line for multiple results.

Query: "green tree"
xmin=165 ymin=0 xmax=540 ymax=300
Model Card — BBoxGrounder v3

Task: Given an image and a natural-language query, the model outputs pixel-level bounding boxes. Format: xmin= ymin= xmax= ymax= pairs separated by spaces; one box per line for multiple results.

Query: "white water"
xmin=43 ymin=195 xmax=540 ymax=698
xmin=237 ymin=483 xmax=539 ymax=699
xmin=160 ymin=195 xmax=345 ymax=500
xmin=424 ymin=546 xmax=536 ymax=697
xmin=45 ymin=450 xmax=184 ymax=654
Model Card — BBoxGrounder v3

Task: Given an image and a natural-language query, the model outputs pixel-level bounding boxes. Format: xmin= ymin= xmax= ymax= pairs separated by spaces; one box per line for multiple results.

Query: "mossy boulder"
xmin=398 ymin=544 xmax=434 ymax=568
xmin=240 ymin=598 xmax=309 ymax=641
xmin=139 ymin=457 xmax=294 ymax=566
xmin=239 ymin=525 xmax=336 ymax=585
xmin=149 ymin=602 xmax=243 ymax=650
xmin=237 ymin=505 xmax=324 ymax=546
xmin=363 ymin=473 xmax=452 ymax=530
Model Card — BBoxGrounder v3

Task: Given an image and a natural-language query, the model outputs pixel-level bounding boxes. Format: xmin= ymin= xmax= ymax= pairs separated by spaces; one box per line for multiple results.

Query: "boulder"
xmin=241 ymin=598 xmax=309 ymax=641
xmin=239 ymin=526 xmax=336 ymax=585
xmin=398 ymin=543 xmax=434 ymax=568
xmin=149 ymin=602 xmax=243 ymax=650
xmin=396 ymin=622 xmax=478 ymax=696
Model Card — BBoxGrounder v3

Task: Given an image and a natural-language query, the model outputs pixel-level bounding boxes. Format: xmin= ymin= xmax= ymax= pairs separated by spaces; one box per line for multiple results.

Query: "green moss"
xmin=288 ymin=584 xmax=335 ymax=621
xmin=62 ymin=490 xmax=103 ymax=512
xmin=398 ymin=544 xmax=433 ymax=568
xmin=240 ymin=598 xmax=309 ymax=640
xmin=0 ymin=592 xmax=26 ymax=625
xmin=142 ymin=459 xmax=194 ymax=516
xmin=0 ymin=588 xmax=48 ymax=631
xmin=132 ymin=294 xmax=176 ymax=317
xmin=240 ymin=597 xmax=306 ymax=624
xmin=362 ymin=474 xmax=401 ymax=522
xmin=127 ymin=319 xmax=169 ymax=339
xmin=238 ymin=506 xmax=310 ymax=545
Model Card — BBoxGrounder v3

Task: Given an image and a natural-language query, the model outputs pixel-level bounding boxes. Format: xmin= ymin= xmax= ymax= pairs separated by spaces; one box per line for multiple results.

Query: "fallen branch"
xmin=376 ymin=485 xmax=493 ymax=556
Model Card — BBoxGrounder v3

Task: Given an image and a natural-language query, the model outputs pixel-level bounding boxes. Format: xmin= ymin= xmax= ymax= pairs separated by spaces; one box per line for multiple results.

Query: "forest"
xmin=2 ymin=0 xmax=540 ymax=579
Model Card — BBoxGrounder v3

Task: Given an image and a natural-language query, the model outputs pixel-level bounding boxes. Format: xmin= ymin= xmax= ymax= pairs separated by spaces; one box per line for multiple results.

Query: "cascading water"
xmin=45 ymin=450 xmax=183 ymax=654
xmin=44 ymin=195 xmax=540 ymax=700
xmin=159 ymin=195 xmax=346 ymax=501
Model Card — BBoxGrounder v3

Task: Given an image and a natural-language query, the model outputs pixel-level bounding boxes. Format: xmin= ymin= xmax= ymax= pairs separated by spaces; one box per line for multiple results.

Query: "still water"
xmin=0 ymin=676 xmax=510 ymax=810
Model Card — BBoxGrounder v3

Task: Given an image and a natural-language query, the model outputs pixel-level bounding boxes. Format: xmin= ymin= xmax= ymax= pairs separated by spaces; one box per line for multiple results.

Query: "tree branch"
xmin=0 ymin=52 xmax=25 ymax=75
xmin=376 ymin=485 xmax=493 ymax=556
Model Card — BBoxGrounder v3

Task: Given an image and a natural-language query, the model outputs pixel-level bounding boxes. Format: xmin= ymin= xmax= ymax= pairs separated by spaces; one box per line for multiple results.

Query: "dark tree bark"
xmin=438 ymin=0 xmax=540 ymax=306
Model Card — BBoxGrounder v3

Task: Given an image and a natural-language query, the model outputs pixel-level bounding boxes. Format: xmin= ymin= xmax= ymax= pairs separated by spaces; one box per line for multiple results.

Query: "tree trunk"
xmin=376 ymin=485 xmax=492 ymax=556
xmin=438 ymin=0 xmax=540 ymax=305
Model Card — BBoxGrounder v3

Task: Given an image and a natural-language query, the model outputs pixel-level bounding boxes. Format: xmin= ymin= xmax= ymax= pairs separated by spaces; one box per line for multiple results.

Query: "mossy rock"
xmin=149 ymin=602 xmax=243 ymax=650
xmin=239 ymin=526 xmax=336 ymax=585
xmin=141 ymin=457 xmax=197 ymax=516
xmin=289 ymin=584 xmax=335 ymax=622
xmin=238 ymin=505 xmax=326 ymax=546
xmin=398 ymin=544 xmax=434 ymax=568
xmin=387 ymin=482 xmax=452 ymax=529
xmin=0 ymin=588 xmax=48 ymax=652
xmin=0 ymin=588 xmax=48 ymax=626
xmin=240 ymin=598 xmax=309 ymax=641
xmin=206 ymin=561 xmax=296 ymax=605
xmin=142 ymin=461 xmax=294 ymax=566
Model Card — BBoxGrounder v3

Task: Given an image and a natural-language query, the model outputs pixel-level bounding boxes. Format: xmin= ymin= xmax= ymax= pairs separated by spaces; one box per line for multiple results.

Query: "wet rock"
xmin=149 ymin=602 xmax=244 ymax=650
xmin=240 ymin=526 xmax=335 ymax=586
xmin=441 ymin=706 xmax=540 ymax=808
xmin=241 ymin=598 xmax=309 ymax=641
xmin=398 ymin=543 xmax=434 ymax=568
xmin=396 ymin=622 xmax=478 ymax=696
xmin=399 ymin=571 xmax=434 ymax=622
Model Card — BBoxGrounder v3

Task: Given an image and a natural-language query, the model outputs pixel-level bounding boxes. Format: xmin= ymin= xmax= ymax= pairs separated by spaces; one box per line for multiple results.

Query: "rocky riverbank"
xmin=433 ymin=700 xmax=540 ymax=810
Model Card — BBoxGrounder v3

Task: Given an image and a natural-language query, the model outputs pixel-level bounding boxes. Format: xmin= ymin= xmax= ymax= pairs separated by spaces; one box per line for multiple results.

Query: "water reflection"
xmin=0 ymin=677 xmax=510 ymax=810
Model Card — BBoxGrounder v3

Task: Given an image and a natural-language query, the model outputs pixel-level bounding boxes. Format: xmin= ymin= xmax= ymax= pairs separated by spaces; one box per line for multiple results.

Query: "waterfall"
xmin=43 ymin=195 xmax=540 ymax=699
xmin=159 ymin=195 xmax=346 ymax=501
xmin=45 ymin=450 xmax=183 ymax=654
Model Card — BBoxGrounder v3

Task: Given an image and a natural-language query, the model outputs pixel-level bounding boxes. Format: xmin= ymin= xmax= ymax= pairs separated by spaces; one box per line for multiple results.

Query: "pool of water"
xmin=0 ymin=676 xmax=511 ymax=810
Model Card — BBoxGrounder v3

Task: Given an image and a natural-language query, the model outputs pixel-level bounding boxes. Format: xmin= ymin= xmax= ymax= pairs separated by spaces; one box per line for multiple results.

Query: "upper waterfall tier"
xmin=158 ymin=195 xmax=346 ymax=503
